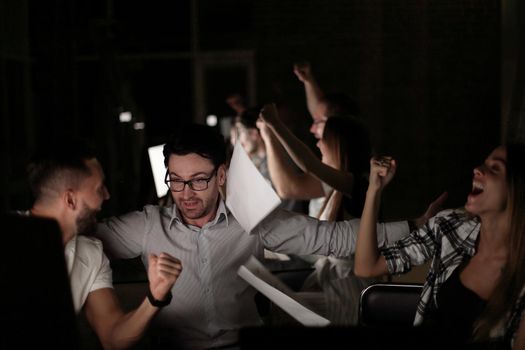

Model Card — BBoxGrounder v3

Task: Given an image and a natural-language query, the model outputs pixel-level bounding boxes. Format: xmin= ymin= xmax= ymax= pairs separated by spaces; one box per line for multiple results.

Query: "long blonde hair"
xmin=473 ymin=142 xmax=525 ymax=340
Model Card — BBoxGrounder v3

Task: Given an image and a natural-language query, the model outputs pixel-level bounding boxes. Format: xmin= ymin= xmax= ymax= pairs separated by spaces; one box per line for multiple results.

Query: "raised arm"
xmin=354 ymin=156 xmax=396 ymax=278
xmin=294 ymin=62 xmax=325 ymax=119
xmin=257 ymin=117 xmax=324 ymax=199
xmin=259 ymin=103 xmax=355 ymax=196
xmin=85 ymin=253 xmax=182 ymax=350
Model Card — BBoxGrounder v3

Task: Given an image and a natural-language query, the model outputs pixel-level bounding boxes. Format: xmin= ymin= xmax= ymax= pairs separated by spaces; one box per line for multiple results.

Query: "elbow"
xmin=274 ymin=183 xmax=300 ymax=199
xmin=354 ymin=265 xmax=375 ymax=279
xmin=276 ymin=186 xmax=293 ymax=199
xmin=353 ymin=259 xmax=383 ymax=278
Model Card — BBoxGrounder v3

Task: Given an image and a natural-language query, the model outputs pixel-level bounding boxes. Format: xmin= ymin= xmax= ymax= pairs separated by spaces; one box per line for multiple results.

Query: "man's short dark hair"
xmin=163 ymin=123 xmax=227 ymax=168
xmin=27 ymin=138 xmax=97 ymax=200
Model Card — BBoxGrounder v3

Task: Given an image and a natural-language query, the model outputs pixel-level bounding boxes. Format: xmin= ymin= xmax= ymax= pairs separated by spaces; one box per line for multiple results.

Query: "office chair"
xmin=359 ymin=282 xmax=422 ymax=326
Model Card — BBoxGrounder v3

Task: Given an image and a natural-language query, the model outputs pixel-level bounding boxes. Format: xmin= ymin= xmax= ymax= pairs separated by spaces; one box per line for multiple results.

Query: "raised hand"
xmin=369 ymin=156 xmax=397 ymax=192
xmin=259 ymin=103 xmax=280 ymax=127
xmin=293 ymin=62 xmax=313 ymax=83
xmin=256 ymin=116 xmax=271 ymax=140
xmin=147 ymin=253 xmax=182 ymax=302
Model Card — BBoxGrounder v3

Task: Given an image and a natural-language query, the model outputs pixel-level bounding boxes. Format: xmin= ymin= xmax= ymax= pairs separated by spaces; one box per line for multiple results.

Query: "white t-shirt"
xmin=308 ymin=181 xmax=333 ymax=218
xmin=64 ymin=236 xmax=113 ymax=313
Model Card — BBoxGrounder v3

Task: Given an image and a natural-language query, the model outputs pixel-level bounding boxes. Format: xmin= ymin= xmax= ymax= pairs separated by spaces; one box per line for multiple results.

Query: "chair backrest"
xmin=359 ymin=282 xmax=422 ymax=326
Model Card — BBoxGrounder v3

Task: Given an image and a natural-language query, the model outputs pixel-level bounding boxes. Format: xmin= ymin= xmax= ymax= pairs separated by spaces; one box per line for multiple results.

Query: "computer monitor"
xmin=148 ymin=144 xmax=168 ymax=198
xmin=0 ymin=213 xmax=79 ymax=348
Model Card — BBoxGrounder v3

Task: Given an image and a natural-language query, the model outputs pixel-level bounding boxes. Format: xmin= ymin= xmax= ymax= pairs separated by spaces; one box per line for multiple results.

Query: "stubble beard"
xmin=76 ymin=203 xmax=98 ymax=235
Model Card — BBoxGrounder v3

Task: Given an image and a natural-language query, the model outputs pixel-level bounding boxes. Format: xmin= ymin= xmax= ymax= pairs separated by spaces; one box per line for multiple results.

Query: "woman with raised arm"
xmin=258 ymin=103 xmax=445 ymax=325
xmin=258 ymin=102 xmax=370 ymax=220
xmin=355 ymin=144 xmax=525 ymax=348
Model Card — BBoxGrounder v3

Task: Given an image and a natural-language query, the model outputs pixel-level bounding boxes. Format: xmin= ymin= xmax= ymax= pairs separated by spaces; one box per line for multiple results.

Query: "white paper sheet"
xmin=226 ymin=142 xmax=281 ymax=233
xmin=238 ymin=256 xmax=331 ymax=327
xmin=148 ymin=144 xmax=168 ymax=198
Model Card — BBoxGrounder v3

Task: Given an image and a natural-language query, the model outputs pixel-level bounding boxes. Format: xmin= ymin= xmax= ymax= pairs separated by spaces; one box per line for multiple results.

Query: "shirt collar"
xmin=168 ymin=199 xmax=229 ymax=228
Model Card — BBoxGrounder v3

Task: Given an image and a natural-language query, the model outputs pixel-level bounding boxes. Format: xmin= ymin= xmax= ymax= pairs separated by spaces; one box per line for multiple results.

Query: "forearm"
xmin=267 ymin=119 xmax=317 ymax=174
xmin=105 ymin=298 xmax=160 ymax=350
xmin=354 ymin=189 xmax=387 ymax=277
xmin=268 ymin=120 xmax=355 ymax=195
xmin=263 ymin=129 xmax=324 ymax=199
xmin=304 ymin=79 xmax=324 ymax=118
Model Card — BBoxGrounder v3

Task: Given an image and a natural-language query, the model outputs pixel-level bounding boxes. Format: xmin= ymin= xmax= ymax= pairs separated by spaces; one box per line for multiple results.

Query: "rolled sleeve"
xmin=90 ymin=252 xmax=113 ymax=292
xmin=380 ymin=219 xmax=438 ymax=275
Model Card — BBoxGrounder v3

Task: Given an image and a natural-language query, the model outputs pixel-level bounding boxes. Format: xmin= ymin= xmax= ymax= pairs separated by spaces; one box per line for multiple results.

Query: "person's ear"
xmin=217 ymin=165 xmax=227 ymax=187
xmin=64 ymin=189 xmax=77 ymax=210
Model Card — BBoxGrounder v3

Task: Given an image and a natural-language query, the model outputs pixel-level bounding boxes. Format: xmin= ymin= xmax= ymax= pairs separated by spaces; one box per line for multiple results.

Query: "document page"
xmin=238 ymin=256 xmax=331 ymax=327
xmin=226 ymin=142 xmax=281 ymax=233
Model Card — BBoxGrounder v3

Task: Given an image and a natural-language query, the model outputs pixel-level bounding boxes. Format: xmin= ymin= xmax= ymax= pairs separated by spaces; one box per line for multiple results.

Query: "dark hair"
xmin=322 ymin=116 xmax=371 ymax=175
xmin=473 ymin=142 xmax=525 ymax=340
xmin=318 ymin=116 xmax=371 ymax=220
xmin=321 ymin=93 xmax=360 ymax=117
xmin=237 ymin=105 xmax=263 ymax=130
xmin=163 ymin=123 xmax=227 ymax=168
xmin=27 ymin=138 xmax=97 ymax=200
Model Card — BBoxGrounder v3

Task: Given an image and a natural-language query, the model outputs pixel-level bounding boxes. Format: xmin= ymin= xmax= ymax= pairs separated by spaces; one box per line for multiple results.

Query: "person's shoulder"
xmin=434 ymin=207 xmax=473 ymax=221
xmin=142 ymin=204 xmax=173 ymax=216
xmin=431 ymin=208 xmax=478 ymax=238
xmin=76 ymin=235 xmax=105 ymax=253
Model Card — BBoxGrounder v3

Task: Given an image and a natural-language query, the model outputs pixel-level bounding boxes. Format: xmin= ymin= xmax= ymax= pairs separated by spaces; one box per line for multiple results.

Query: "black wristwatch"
xmin=147 ymin=289 xmax=172 ymax=308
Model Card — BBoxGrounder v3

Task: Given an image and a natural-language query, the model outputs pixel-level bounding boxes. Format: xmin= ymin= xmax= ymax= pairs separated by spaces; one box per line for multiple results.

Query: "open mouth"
xmin=182 ymin=199 xmax=200 ymax=208
xmin=470 ymin=182 xmax=484 ymax=196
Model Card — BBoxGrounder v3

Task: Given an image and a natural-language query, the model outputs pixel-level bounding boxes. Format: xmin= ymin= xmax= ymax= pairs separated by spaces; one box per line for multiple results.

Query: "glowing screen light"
xmin=119 ymin=111 xmax=132 ymax=122
xmin=206 ymin=114 xmax=218 ymax=127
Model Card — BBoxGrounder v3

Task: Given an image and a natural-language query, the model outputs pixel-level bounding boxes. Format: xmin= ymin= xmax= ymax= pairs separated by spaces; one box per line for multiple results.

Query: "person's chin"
xmin=181 ymin=207 xmax=204 ymax=218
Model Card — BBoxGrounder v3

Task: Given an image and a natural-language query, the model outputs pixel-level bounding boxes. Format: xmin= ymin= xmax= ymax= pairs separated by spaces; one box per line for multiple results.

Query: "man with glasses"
xmin=95 ymin=123 xmax=414 ymax=349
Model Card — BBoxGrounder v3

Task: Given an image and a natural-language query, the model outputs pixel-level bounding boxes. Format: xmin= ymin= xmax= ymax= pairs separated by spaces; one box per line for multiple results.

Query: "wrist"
xmin=366 ymin=187 xmax=382 ymax=197
xmin=147 ymin=288 xmax=172 ymax=308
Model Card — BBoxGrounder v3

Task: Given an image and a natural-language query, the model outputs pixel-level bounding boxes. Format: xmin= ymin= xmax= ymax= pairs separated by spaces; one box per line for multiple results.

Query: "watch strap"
xmin=147 ymin=289 xmax=172 ymax=307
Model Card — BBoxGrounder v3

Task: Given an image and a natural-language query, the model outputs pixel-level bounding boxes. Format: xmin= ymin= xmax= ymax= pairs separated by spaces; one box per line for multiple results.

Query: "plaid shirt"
xmin=381 ymin=208 xmax=525 ymax=344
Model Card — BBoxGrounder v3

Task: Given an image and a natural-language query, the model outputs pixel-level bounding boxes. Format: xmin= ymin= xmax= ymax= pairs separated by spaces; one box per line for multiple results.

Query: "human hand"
xmin=293 ymin=62 xmax=313 ymax=83
xmin=369 ymin=156 xmax=396 ymax=192
xmin=256 ymin=117 xmax=271 ymax=140
xmin=147 ymin=253 xmax=182 ymax=301
xmin=413 ymin=191 xmax=448 ymax=229
xmin=259 ymin=103 xmax=280 ymax=127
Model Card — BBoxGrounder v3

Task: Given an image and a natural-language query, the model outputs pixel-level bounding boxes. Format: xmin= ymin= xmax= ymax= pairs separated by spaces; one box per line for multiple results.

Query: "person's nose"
xmin=473 ymin=166 xmax=483 ymax=177
xmin=309 ymin=123 xmax=317 ymax=135
xmin=182 ymin=183 xmax=195 ymax=197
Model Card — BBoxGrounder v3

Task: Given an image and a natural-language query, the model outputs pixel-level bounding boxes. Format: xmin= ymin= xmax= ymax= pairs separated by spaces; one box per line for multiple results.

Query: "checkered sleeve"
xmin=380 ymin=212 xmax=444 ymax=275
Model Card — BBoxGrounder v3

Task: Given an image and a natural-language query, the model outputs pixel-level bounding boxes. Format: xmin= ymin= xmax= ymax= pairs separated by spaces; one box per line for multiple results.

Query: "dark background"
xmin=1 ymin=0 xmax=524 ymax=221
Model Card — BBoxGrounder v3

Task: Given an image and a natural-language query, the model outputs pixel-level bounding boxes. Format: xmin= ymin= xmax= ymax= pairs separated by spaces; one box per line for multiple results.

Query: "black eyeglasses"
xmin=164 ymin=168 xmax=218 ymax=192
